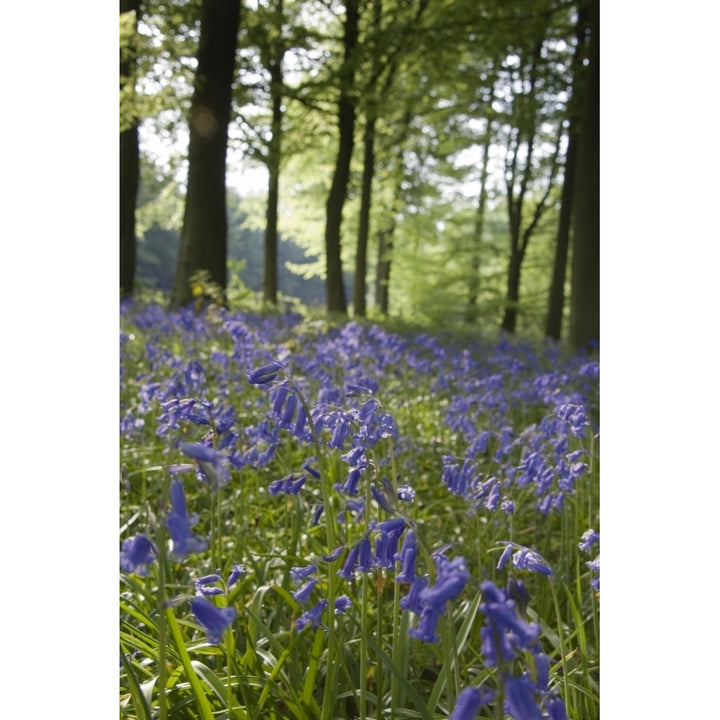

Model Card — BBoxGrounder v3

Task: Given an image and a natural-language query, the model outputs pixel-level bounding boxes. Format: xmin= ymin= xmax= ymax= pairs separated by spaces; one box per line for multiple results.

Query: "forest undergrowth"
xmin=120 ymin=298 xmax=599 ymax=720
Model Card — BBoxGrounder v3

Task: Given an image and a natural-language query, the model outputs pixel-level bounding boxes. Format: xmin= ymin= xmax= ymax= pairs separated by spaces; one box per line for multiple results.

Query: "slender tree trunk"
xmin=465 ymin=128 xmax=492 ymax=323
xmin=170 ymin=0 xmax=241 ymax=310
xmin=375 ymin=225 xmax=395 ymax=315
xmin=354 ymin=113 xmax=375 ymax=316
xmin=545 ymin=4 xmax=588 ymax=340
xmin=264 ymin=47 xmax=284 ymax=306
xmin=324 ymin=0 xmax=359 ymax=315
xmin=544 ymin=127 xmax=577 ymax=339
xmin=119 ymin=0 xmax=140 ymax=298
xmin=569 ymin=0 xmax=600 ymax=350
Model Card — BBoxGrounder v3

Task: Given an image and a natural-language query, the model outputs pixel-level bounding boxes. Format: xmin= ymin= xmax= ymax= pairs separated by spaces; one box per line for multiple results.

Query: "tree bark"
xmin=569 ymin=0 xmax=600 ymax=350
xmin=264 ymin=41 xmax=284 ymax=306
xmin=544 ymin=126 xmax=577 ymax=340
xmin=545 ymin=3 xmax=588 ymax=341
xmin=353 ymin=113 xmax=375 ymax=316
xmin=324 ymin=0 xmax=359 ymax=316
xmin=170 ymin=0 xmax=241 ymax=310
xmin=119 ymin=0 xmax=140 ymax=298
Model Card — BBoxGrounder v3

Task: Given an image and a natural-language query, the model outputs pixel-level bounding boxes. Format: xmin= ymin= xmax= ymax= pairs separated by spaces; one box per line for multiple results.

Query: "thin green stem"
xmin=550 ymin=581 xmax=570 ymax=707
xmin=288 ymin=379 xmax=340 ymax=719
xmin=155 ymin=461 xmax=172 ymax=720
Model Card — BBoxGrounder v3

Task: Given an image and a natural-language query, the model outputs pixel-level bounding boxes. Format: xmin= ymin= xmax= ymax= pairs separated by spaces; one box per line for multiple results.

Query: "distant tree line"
xmin=120 ymin=0 xmax=599 ymax=349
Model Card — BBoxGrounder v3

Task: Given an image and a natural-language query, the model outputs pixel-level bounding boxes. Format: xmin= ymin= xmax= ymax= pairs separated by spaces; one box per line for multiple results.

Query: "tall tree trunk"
xmin=500 ymin=39 xmax=542 ymax=334
xmin=324 ymin=0 xmax=359 ymax=316
xmin=544 ymin=126 xmax=577 ymax=339
xmin=354 ymin=112 xmax=375 ymax=316
xmin=264 ymin=42 xmax=284 ymax=306
xmin=119 ymin=0 xmax=140 ymax=298
xmin=375 ymin=224 xmax=395 ymax=315
xmin=569 ymin=0 xmax=600 ymax=350
xmin=465 ymin=128 xmax=492 ymax=323
xmin=545 ymin=3 xmax=588 ymax=341
xmin=170 ymin=0 xmax=241 ymax=310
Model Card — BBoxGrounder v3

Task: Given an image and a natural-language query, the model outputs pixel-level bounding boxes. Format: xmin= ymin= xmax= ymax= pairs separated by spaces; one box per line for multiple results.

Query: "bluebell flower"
xmin=227 ymin=563 xmax=245 ymax=587
xmin=337 ymin=543 xmax=360 ymax=580
xmin=496 ymin=543 xmax=514 ymax=571
xmin=397 ymin=484 xmax=415 ymax=503
xmin=479 ymin=581 xmax=540 ymax=667
xmin=395 ymin=529 xmax=417 ymax=583
xmin=120 ymin=534 xmax=156 ymax=575
xmin=311 ymin=504 xmax=324 ymax=526
xmin=195 ymin=574 xmax=224 ymax=597
xmin=373 ymin=517 xmax=406 ymax=569
xmin=303 ymin=462 xmax=320 ymax=479
xmin=322 ymin=545 xmax=344 ymax=563
xmin=328 ymin=419 xmax=351 ymax=449
xmin=338 ymin=466 xmax=363 ymax=496
xmin=269 ymin=473 xmax=306 ymax=496
xmin=357 ymin=535 xmax=373 ymax=573
xmin=512 ymin=547 xmax=554 ymax=578
xmin=292 ymin=579 xmax=318 ymax=605
xmin=504 ymin=676 xmax=543 ymax=720
xmin=290 ymin=564 xmax=317 ymax=585
xmin=547 ymin=697 xmax=569 ymax=720
xmin=247 ymin=361 xmax=283 ymax=385
xmin=178 ymin=441 xmax=229 ymax=487
xmin=420 ymin=555 xmax=469 ymax=611
xmin=448 ymin=686 xmax=487 ymax=720
xmin=191 ymin=598 xmax=236 ymax=644
xmin=408 ymin=605 xmax=441 ymax=643
xmin=334 ymin=595 xmax=352 ymax=614
xmin=167 ymin=478 xmax=208 ymax=559
xmin=345 ymin=382 xmax=375 ymax=397
xmin=586 ymin=555 xmax=600 ymax=591
xmin=296 ymin=599 xmax=328 ymax=631
xmin=496 ymin=542 xmax=554 ymax=578
xmin=579 ymin=528 xmax=599 ymax=553
xmin=400 ymin=577 xmax=428 ymax=614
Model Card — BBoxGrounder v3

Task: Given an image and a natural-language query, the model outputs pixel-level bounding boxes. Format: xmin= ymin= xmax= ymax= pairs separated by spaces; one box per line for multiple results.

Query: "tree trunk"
xmin=324 ymin=0 xmax=359 ymax=316
xmin=375 ymin=225 xmax=394 ymax=315
xmin=501 ymin=247 xmax=523 ymax=333
xmin=545 ymin=4 xmax=588 ymax=341
xmin=465 ymin=128 xmax=492 ymax=323
xmin=353 ymin=113 xmax=375 ymax=316
xmin=544 ymin=127 xmax=577 ymax=340
xmin=170 ymin=0 xmax=241 ymax=310
xmin=119 ymin=0 xmax=140 ymax=298
xmin=264 ymin=48 xmax=284 ymax=306
xmin=569 ymin=0 xmax=600 ymax=350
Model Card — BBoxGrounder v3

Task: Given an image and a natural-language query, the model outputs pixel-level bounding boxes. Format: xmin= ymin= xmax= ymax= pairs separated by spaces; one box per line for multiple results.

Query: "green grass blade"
xmin=365 ymin=635 xmax=433 ymax=720
xmin=165 ymin=606 xmax=216 ymax=720
xmin=120 ymin=641 xmax=152 ymax=720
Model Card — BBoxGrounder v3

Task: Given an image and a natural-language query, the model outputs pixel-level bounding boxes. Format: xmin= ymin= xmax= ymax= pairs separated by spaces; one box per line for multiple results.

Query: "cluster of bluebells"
xmin=120 ymin=302 xmax=598 ymax=712
xmin=475 ymin=580 xmax=568 ymax=720
xmin=406 ymin=551 xmax=470 ymax=643
xmin=186 ymin=565 xmax=246 ymax=643
xmin=288 ymin=562 xmax=352 ymax=631
xmin=120 ymin=474 xmax=209 ymax=576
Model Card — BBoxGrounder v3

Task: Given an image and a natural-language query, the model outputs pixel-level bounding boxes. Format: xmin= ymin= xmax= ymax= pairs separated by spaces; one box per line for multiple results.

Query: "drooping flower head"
xmin=120 ymin=534 xmax=156 ymax=576
xmin=190 ymin=597 xmax=236 ymax=644
xmin=167 ymin=478 xmax=208 ymax=560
